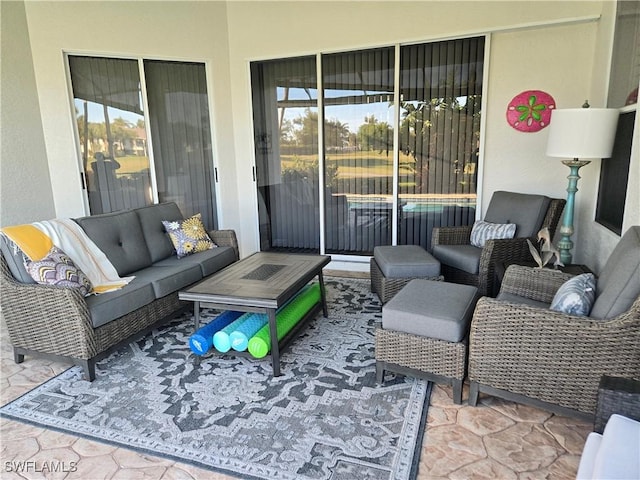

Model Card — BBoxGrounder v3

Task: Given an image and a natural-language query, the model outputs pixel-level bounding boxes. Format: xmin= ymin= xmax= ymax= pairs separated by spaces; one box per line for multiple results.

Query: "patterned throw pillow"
xmin=162 ymin=213 xmax=217 ymax=258
xmin=25 ymin=246 xmax=93 ymax=296
xmin=470 ymin=220 xmax=517 ymax=248
xmin=550 ymin=273 xmax=597 ymax=316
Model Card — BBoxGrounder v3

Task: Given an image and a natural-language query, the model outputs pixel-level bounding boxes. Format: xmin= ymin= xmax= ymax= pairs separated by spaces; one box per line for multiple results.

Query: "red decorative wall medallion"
xmin=506 ymin=90 xmax=556 ymax=132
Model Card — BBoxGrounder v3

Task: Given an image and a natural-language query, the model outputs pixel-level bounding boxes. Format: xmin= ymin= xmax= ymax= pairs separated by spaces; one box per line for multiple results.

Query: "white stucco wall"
xmin=16 ymin=0 xmax=636 ymax=268
xmin=0 ymin=1 xmax=55 ymax=226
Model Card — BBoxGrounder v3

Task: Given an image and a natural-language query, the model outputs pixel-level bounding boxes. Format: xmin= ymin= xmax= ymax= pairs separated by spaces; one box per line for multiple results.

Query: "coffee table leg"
xmin=194 ymin=301 xmax=200 ymax=330
xmin=318 ymin=271 xmax=328 ymax=317
xmin=268 ymin=308 xmax=281 ymax=376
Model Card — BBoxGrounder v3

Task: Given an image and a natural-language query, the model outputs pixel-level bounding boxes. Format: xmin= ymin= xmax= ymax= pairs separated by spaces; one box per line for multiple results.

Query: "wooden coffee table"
xmin=178 ymin=252 xmax=330 ymax=376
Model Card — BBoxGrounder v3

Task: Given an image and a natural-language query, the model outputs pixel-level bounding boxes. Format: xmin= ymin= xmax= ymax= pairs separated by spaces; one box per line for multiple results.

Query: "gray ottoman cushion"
xmin=374 ymin=245 xmax=440 ymax=278
xmin=382 ymin=280 xmax=478 ymax=342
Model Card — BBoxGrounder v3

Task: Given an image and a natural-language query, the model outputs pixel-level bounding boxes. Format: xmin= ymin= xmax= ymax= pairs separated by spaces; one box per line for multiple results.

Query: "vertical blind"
xmin=398 ymin=38 xmax=484 ymax=249
xmin=322 ymin=47 xmax=395 ymax=254
xmin=144 ymin=60 xmax=218 ymax=230
xmin=251 ymin=56 xmax=320 ymax=251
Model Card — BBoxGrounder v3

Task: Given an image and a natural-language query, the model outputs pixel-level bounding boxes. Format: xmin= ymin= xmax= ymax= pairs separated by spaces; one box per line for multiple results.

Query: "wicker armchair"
xmin=468 ymin=260 xmax=640 ymax=419
xmin=431 ymin=192 xmax=565 ymax=297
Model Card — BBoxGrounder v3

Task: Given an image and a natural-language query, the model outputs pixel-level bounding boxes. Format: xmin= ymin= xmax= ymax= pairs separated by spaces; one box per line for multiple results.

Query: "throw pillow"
xmin=25 ymin=246 xmax=93 ymax=296
xmin=550 ymin=273 xmax=597 ymax=316
xmin=470 ymin=220 xmax=517 ymax=248
xmin=162 ymin=213 xmax=217 ymax=258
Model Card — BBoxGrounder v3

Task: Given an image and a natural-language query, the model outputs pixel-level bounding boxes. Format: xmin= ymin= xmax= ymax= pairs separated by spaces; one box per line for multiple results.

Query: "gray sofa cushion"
xmin=432 ymin=244 xmax=482 ymax=275
xmin=0 ymin=235 xmax=35 ymax=284
xmin=86 ymin=278 xmax=156 ymax=329
xmin=484 ymin=191 xmax=551 ymax=238
xmin=134 ymin=264 xmax=203 ymax=298
xmin=153 ymin=246 xmax=236 ymax=277
xmin=373 ymin=245 xmax=440 ymax=278
xmin=135 ymin=202 xmax=183 ymax=263
xmin=75 ymin=211 xmax=152 ymax=276
xmin=383 ymin=279 xmax=478 ymax=342
xmin=590 ymin=226 xmax=640 ymax=320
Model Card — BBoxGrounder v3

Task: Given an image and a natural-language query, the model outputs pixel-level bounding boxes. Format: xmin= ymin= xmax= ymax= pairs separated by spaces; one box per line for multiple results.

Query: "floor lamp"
xmin=545 ymin=103 xmax=619 ymax=265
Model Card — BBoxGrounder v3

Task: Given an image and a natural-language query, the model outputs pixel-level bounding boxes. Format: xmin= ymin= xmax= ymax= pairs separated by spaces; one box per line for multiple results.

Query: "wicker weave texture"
xmin=375 ymin=327 xmax=466 ymax=380
xmin=594 ymin=376 xmax=640 ymax=434
xmin=431 ymin=198 xmax=566 ymax=297
xmin=469 ymin=268 xmax=640 ymax=415
xmin=209 ymin=229 xmax=240 ymax=260
xmin=370 ymin=258 xmax=443 ymax=304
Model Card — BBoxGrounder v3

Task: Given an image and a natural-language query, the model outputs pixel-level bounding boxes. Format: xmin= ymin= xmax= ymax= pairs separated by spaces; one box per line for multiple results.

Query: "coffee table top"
xmin=178 ymin=252 xmax=330 ymax=309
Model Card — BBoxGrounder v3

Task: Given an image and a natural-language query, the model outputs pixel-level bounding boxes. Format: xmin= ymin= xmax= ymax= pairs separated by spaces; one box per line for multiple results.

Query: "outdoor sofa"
xmin=0 ymin=202 xmax=238 ymax=381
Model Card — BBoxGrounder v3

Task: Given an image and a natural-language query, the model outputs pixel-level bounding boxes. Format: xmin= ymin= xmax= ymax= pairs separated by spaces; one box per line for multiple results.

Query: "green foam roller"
xmin=248 ymin=283 xmax=321 ymax=359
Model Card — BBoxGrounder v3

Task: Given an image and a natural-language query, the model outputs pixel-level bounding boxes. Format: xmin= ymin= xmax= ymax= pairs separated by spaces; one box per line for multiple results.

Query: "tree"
xmin=398 ymin=95 xmax=482 ymax=194
xmin=356 ymin=115 xmax=393 ymax=154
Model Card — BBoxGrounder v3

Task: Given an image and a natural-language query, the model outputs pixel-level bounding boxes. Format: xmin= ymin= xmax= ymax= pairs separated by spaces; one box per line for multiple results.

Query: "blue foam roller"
xmin=189 ymin=310 xmax=243 ymax=356
xmin=229 ymin=313 xmax=268 ymax=352
xmin=213 ymin=313 xmax=254 ymax=353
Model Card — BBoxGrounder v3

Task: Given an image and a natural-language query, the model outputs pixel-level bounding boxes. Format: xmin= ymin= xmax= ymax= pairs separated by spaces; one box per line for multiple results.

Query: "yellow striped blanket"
xmin=1 ymin=219 xmax=134 ymax=294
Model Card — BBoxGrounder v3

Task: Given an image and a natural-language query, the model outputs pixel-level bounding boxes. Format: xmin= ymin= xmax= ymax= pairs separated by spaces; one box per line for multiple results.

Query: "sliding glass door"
xmin=144 ymin=60 xmax=217 ymax=229
xmin=398 ymin=38 xmax=483 ymax=249
xmin=69 ymin=56 xmax=218 ymax=229
xmin=251 ymin=37 xmax=484 ymax=257
xmin=251 ymin=56 xmax=320 ymax=252
xmin=323 ymin=48 xmax=395 ymax=254
xmin=69 ymin=56 xmax=152 ymax=214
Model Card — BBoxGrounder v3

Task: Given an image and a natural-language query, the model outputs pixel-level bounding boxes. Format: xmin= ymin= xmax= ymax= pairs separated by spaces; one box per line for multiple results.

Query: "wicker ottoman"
xmin=370 ymin=245 xmax=442 ymax=303
xmin=375 ymin=279 xmax=478 ymax=404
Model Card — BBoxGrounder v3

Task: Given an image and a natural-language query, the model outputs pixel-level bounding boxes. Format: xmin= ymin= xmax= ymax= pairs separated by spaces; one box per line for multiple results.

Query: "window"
xmin=251 ymin=37 xmax=485 ymax=256
xmin=69 ymin=56 xmax=218 ymax=229
xmin=596 ymin=0 xmax=639 ymax=234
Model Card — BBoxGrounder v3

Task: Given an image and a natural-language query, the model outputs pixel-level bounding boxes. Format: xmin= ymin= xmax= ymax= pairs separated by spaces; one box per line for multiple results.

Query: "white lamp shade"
xmin=546 ymin=108 xmax=619 ymax=159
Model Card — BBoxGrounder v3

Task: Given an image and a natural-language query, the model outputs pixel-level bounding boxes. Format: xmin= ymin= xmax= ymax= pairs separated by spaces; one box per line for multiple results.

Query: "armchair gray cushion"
xmin=590 ymin=226 xmax=640 ymax=320
xmin=431 ymin=244 xmax=482 ymax=275
xmin=484 ymin=191 xmax=551 ymax=238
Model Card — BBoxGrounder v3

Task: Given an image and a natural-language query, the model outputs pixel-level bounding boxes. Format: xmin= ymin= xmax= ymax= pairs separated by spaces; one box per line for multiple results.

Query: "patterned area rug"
xmin=0 ymin=277 xmax=431 ymax=480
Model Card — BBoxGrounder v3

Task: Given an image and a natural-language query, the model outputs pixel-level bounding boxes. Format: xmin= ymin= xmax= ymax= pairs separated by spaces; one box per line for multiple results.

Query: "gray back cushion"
xmin=75 ymin=211 xmax=152 ymax=276
xmin=0 ymin=235 xmax=35 ymax=284
xmin=590 ymin=226 xmax=640 ymax=320
xmin=484 ymin=191 xmax=551 ymax=238
xmin=135 ymin=202 xmax=183 ymax=263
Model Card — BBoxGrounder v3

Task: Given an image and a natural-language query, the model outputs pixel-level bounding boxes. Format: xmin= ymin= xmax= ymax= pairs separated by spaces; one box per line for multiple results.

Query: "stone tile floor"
xmin=0 ymin=272 xmax=592 ymax=479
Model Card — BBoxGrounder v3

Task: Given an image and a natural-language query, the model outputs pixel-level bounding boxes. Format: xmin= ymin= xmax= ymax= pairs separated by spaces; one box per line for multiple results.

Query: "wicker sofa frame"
xmin=431 ymin=198 xmax=565 ymax=297
xmin=1 ymin=230 xmax=239 ymax=381
xmin=467 ymin=265 xmax=640 ymax=421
